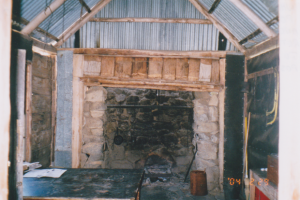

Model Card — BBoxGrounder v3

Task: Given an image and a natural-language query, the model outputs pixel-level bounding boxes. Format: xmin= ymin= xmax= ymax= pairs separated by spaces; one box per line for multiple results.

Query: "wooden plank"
xmin=188 ymin=58 xmax=200 ymax=81
xmin=55 ymin=0 xmax=113 ymax=47
xmin=228 ymin=0 xmax=276 ymax=38
xmin=163 ymin=58 xmax=176 ymax=80
xmin=218 ymin=58 xmax=225 ymax=190
xmin=50 ymin=55 xmax=57 ymax=165
xmin=89 ymin=17 xmax=212 ymax=24
xmin=245 ymin=35 xmax=279 ymax=59
xmin=189 ymin=0 xmax=246 ymax=53
xmin=0 ymin=1 xmax=12 ymax=198
xmin=176 ymin=58 xmax=189 ymax=80
xmin=58 ymin=48 xmax=228 ymax=58
xmin=25 ymin=61 xmax=32 ymax=162
xmin=211 ymin=60 xmax=220 ymax=83
xmin=72 ymin=55 xmax=84 ymax=168
xmin=83 ymin=55 xmax=101 ymax=76
xmin=251 ymin=170 xmax=278 ymax=200
xmin=148 ymin=57 xmax=163 ymax=79
xmin=115 ymin=57 xmax=133 ymax=78
xmin=199 ymin=59 xmax=212 ymax=82
xmin=250 ymin=170 xmax=255 ymax=200
xmin=132 ymin=57 xmax=148 ymax=79
xmin=100 ymin=57 xmax=115 ymax=77
xmin=247 ymin=68 xmax=274 ymax=79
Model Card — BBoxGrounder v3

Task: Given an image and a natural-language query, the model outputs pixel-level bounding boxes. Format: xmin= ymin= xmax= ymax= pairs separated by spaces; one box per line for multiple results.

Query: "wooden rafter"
xmin=208 ymin=0 xmax=221 ymax=14
xmin=89 ymin=17 xmax=212 ymax=24
xmin=245 ymin=35 xmax=279 ymax=59
xmin=21 ymin=0 xmax=66 ymax=35
xmin=54 ymin=0 xmax=112 ymax=47
xmin=239 ymin=16 xmax=278 ymax=45
xmin=188 ymin=0 xmax=246 ymax=53
xmin=13 ymin=15 xmax=59 ymax=42
xmin=228 ymin=0 xmax=276 ymax=38
xmin=78 ymin=0 xmax=91 ymax=13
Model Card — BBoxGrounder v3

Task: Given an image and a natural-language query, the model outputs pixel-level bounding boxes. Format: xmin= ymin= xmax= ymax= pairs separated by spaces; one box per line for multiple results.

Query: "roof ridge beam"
xmin=228 ymin=0 xmax=277 ymax=38
xmin=189 ymin=0 xmax=246 ymax=53
xmin=54 ymin=0 xmax=112 ymax=47
xmin=21 ymin=0 xmax=66 ymax=35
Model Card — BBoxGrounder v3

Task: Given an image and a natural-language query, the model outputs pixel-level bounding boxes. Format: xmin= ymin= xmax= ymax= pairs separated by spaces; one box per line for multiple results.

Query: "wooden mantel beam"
xmin=228 ymin=0 xmax=277 ymax=38
xmin=189 ymin=0 xmax=246 ymax=53
xmin=89 ymin=17 xmax=212 ymax=24
xmin=54 ymin=0 xmax=112 ymax=47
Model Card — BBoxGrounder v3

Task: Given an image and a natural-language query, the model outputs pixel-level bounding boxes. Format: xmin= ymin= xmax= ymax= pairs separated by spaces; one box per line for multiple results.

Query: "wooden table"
xmin=250 ymin=169 xmax=278 ymax=200
xmin=23 ymin=169 xmax=144 ymax=200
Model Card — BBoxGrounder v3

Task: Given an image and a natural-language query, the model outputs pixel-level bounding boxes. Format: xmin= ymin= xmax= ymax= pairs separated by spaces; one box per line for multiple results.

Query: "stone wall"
xmin=192 ymin=92 xmax=220 ymax=194
xmin=81 ymin=86 xmax=107 ymax=168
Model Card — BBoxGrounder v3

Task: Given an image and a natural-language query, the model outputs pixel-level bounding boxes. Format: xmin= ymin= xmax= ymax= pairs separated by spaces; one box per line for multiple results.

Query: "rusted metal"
xmin=190 ymin=170 xmax=208 ymax=196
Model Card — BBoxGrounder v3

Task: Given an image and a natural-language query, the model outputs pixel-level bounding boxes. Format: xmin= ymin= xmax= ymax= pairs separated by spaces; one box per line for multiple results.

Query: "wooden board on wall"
xmin=132 ymin=57 xmax=148 ymax=79
xmin=211 ymin=60 xmax=220 ymax=83
xmin=84 ymin=55 xmax=101 ymax=76
xmin=176 ymin=58 xmax=189 ymax=80
xmin=115 ymin=57 xmax=133 ymax=78
xmin=199 ymin=59 xmax=212 ymax=82
xmin=163 ymin=58 xmax=176 ymax=80
xmin=148 ymin=57 xmax=163 ymax=79
xmin=188 ymin=58 xmax=200 ymax=81
xmin=100 ymin=56 xmax=115 ymax=77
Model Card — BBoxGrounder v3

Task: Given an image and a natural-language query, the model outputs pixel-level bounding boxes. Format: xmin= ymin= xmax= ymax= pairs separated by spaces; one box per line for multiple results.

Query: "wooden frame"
xmin=89 ymin=17 xmax=212 ymax=24
xmin=25 ymin=61 xmax=32 ymax=162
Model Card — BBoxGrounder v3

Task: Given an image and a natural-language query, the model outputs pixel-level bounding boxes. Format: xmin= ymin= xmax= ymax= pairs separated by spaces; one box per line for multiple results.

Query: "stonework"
xmin=193 ymin=92 xmax=220 ymax=194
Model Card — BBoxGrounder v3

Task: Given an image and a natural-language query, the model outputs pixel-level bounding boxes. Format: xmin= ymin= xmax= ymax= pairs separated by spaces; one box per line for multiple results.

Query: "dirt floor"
xmin=140 ymin=175 xmax=225 ymax=200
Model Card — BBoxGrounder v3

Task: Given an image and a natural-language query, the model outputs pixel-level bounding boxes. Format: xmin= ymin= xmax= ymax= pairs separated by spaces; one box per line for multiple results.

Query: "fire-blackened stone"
xmin=139 ymin=98 xmax=151 ymax=105
xmin=161 ymin=133 xmax=178 ymax=147
xmin=126 ymin=96 xmax=140 ymax=105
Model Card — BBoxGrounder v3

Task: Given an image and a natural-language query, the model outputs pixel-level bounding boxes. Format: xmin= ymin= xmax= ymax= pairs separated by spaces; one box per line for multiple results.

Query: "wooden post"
xmin=72 ymin=54 xmax=84 ymax=168
xmin=51 ymin=55 xmax=57 ymax=165
xmin=249 ymin=170 xmax=255 ymax=200
xmin=25 ymin=61 xmax=32 ymax=162
xmin=0 ymin=1 xmax=12 ymax=199
xmin=219 ymin=58 xmax=226 ymax=190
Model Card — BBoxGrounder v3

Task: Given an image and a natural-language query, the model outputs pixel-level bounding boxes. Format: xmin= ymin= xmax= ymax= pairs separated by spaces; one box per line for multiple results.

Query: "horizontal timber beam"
xmin=58 ymin=48 xmax=229 ymax=58
xmin=89 ymin=17 xmax=213 ymax=24
xmin=245 ymin=35 xmax=279 ymax=59
xmin=247 ymin=68 xmax=274 ymax=79
xmin=189 ymin=0 xmax=246 ymax=53
xmin=13 ymin=30 xmax=57 ymax=54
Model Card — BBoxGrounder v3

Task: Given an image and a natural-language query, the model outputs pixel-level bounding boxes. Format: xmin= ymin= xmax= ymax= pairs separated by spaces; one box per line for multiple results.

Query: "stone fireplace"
xmin=81 ymin=86 xmax=220 ymax=193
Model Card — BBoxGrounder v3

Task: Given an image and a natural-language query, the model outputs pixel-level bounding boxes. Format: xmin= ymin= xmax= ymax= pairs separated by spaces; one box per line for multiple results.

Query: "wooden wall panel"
xmin=115 ymin=57 xmax=132 ymax=78
xmin=162 ymin=58 xmax=176 ymax=80
xmin=176 ymin=58 xmax=189 ymax=80
xmin=188 ymin=59 xmax=200 ymax=81
xmin=148 ymin=57 xmax=163 ymax=79
xmin=199 ymin=59 xmax=212 ymax=82
xmin=132 ymin=57 xmax=148 ymax=79
xmin=211 ymin=60 xmax=220 ymax=83
xmin=100 ymin=57 xmax=114 ymax=77
xmin=83 ymin=55 xmax=101 ymax=76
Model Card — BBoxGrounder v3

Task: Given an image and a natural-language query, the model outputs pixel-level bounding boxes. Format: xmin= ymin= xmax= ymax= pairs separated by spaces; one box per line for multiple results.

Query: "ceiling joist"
xmin=54 ymin=0 xmax=112 ymax=47
xmin=78 ymin=0 xmax=91 ymax=13
xmin=89 ymin=17 xmax=212 ymax=24
xmin=208 ymin=0 xmax=222 ymax=14
xmin=21 ymin=0 xmax=66 ymax=35
xmin=228 ymin=0 xmax=277 ymax=38
xmin=189 ymin=0 xmax=246 ymax=53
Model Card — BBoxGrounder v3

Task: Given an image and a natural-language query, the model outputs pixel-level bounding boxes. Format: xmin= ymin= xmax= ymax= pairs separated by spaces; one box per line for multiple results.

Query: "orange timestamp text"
xmin=227 ymin=178 xmax=269 ymax=186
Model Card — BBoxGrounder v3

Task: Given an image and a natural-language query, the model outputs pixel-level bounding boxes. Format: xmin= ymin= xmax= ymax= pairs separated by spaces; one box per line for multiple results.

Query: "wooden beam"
xmin=21 ymin=0 xmax=66 ymax=35
xmin=228 ymin=0 xmax=276 ymax=38
xmin=208 ymin=0 xmax=221 ymax=14
xmin=189 ymin=0 xmax=246 ymax=53
xmin=245 ymin=35 xmax=279 ymax=59
xmin=78 ymin=0 xmax=91 ymax=13
xmin=247 ymin=68 xmax=274 ymax=79
xmin=51 ymin=55 xmax=57 ymax=165
xmin=54 ymin=0 xmax=112 ymax=47
xmin=13 ymin=30 xmax=57 ymax=54
xmin=89 ymin=17 xmax=212 ymax=24
xmin=25 ymin=61 xmax=32 ymax=162
xmin=239 ymin=16 xmax=278 ymax=45
xmin=60 ymin=48 xmax=228 ymax=58
xmin=0 ymin=0 xmax=12 ymax=199
xmin=13 ymin=15 xmax=59 ymax=42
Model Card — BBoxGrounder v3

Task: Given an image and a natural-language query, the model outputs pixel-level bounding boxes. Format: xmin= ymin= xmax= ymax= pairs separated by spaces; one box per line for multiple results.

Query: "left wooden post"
xmin=0 ymin=0 xmax=12 ymax=199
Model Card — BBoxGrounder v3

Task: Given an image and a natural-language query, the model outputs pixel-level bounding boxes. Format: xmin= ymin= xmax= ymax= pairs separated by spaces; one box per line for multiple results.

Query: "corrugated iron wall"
xmin=78 ymin=0 xmax=224 ymax=51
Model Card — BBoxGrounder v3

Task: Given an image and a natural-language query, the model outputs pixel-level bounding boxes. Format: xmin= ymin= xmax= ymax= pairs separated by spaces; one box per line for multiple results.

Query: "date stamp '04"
xmin=227 ymin=178 xmax=269 ymax=186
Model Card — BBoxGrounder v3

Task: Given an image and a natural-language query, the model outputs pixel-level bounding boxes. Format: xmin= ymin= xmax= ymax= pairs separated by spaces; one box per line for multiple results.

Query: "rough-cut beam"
xmin=21 ymin=0 xmax=66 ymax=35
xmin=78 ymin=0 xmax=91 ymax=13
xmin=54 ymin=0 xmax=112 ymax=47
xmin=59 ymin=48 xmax=228 ymax=58
xmin=239 ymin=16 xmax=278 ymax=45
xmin=89 ymin=17 xmax=212 ymax=24
xmin=14 ymin=15 xmax=59 ymax=42
xmin=245 ymin=35 xmax=279 ymax=59
xmin=208 ymin=0 xmax=221 ymax=14
xmin=189 ymin=0 xmax=246 ymax=53
xmin=228 ymin=0 xmax=276 ymax=38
